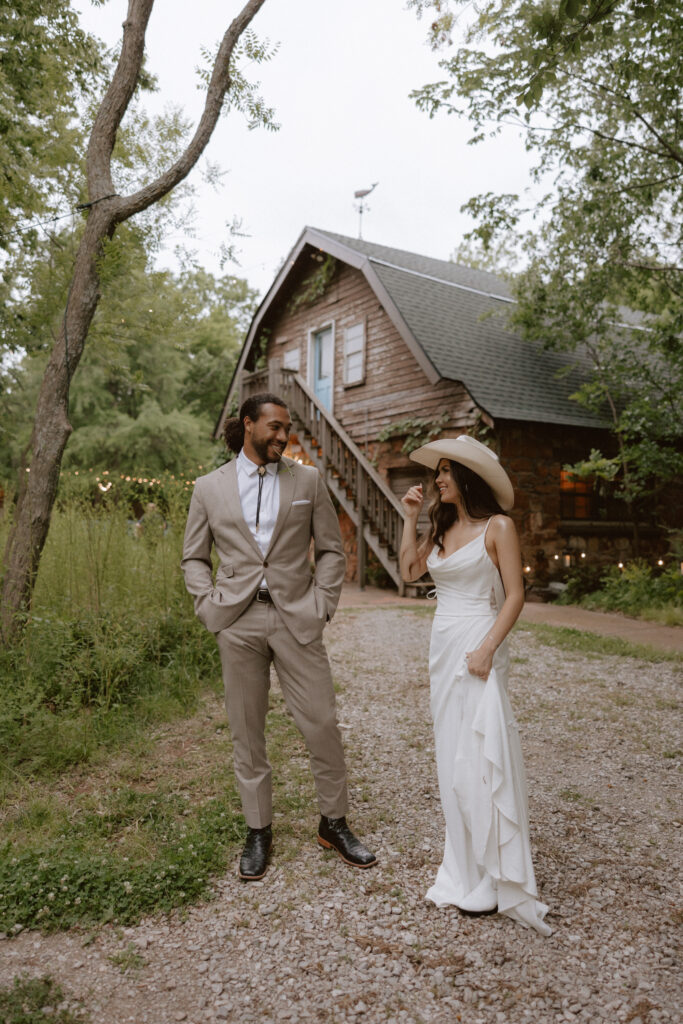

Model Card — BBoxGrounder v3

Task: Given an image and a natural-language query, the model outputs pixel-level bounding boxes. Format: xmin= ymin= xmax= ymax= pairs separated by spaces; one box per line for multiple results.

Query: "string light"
xmin=524 ymin=565 xmax=531 ymax=573
xmin=618 ymin=562 xmax=624 ymax=569
xmin=580 ymin=552 xmax=586 ymax=559
xmin=657 ymin=559 xmax=664 ymax=566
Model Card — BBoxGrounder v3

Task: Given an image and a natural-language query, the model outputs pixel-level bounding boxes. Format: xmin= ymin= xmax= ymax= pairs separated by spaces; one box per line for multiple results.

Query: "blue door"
xmin=312 ymin=326 xmax=333 ymax=411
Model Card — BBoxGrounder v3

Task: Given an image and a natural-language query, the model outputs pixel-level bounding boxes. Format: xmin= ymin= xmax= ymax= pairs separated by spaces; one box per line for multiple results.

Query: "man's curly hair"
xmin=223 ymin=392 xmax=288 ymax=453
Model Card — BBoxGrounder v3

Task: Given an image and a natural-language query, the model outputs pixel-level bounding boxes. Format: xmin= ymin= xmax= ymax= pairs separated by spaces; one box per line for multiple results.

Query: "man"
xmin=181 ymin=392 xmax=376 ymax=880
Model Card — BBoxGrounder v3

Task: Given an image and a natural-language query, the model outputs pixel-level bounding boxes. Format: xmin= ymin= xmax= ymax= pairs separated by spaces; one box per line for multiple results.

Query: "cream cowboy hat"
xmin=409 ymin=435 xmax=514 ymax=510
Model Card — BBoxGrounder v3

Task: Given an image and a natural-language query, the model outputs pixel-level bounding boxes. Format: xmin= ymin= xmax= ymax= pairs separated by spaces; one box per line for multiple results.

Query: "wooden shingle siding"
xmin=264 ymin=262 xmax=477 ymax=450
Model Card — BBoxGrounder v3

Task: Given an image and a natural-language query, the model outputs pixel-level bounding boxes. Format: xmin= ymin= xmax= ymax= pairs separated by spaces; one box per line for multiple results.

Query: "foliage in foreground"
xmin=0 ymin=606 xmax=217 ymax=777
xmin=0 ymin=975 xmax=87 ymax=1024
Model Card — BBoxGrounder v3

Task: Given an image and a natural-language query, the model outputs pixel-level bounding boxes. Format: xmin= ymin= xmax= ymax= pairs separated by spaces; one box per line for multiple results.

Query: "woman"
xmin=400 ymin=435 xmax=551 ymax=936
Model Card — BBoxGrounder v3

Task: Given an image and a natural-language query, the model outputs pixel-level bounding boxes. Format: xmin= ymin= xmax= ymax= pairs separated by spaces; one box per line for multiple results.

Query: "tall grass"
xmin=0 ymin=493 xmax=257 ymax=934
xmin=0 ymin=495 xmax=219 ymax=782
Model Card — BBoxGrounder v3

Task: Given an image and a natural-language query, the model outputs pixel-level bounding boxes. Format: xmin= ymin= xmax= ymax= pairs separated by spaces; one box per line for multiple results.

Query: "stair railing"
xmin=239 ymin=367 xmax=406 ymax=577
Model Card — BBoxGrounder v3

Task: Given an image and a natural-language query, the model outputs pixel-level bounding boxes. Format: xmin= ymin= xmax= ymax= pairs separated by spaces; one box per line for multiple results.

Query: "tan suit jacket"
xmin=181 ymin=456 xmax=346 ymax=645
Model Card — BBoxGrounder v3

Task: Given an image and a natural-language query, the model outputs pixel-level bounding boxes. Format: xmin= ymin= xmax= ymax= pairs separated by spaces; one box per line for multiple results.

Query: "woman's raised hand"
xmin=401 ymin=483 xmax=424 ymax=520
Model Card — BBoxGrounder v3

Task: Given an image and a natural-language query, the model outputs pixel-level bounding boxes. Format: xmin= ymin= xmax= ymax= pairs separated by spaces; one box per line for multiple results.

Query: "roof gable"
xmin=219 ymin=226 xmax=606 ymax=434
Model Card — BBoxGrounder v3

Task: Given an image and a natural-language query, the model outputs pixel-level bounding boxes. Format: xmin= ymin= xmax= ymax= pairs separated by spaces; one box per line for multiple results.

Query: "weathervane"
xmin=353 ymin=182 xmax=378 ymax=239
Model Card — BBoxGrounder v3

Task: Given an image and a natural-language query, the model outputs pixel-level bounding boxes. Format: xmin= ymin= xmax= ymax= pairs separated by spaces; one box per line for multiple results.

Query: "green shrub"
xmin=557 ymin=563 xmax=605 ymax=603
xmin=602 ymin=562 xmax=680 ymax=608
xmin=558 ymin=559 xmax=683 ymax=621
xmin=0 ymin=610 xmax=218 ymax=777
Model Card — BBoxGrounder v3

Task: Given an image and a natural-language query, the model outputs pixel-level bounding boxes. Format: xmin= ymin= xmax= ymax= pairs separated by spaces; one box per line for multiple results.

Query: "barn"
xmin=216 ymin=228 xmax=661 ymax=592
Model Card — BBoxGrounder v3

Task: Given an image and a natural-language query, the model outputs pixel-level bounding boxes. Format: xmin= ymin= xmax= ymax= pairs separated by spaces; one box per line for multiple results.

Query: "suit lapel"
xmin=220 ymin=459 xmax=263 ymax=558
xmin=265 ymin=458 xmax=296 ymax=556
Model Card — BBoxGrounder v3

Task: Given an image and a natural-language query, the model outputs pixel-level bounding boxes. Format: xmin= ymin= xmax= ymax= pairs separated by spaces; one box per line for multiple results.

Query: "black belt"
xmin=255 ymin=588 xmax=273 ymax=604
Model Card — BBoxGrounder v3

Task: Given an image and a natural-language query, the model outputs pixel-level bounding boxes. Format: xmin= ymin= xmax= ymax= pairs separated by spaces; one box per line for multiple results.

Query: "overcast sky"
xmin=76 ymin=0 xmax=533 ymax=295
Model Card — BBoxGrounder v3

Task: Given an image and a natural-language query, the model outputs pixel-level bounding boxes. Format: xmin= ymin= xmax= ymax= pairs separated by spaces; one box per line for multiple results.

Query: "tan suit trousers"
xmin=216 ymin=598 xmax=349 ymax=829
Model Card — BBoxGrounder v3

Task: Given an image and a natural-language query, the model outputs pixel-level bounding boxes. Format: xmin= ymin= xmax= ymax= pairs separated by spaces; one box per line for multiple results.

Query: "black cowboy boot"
xmin=239 ymin=824 xmax=272 ymax=880
xmin=317 ymin=816 xmax=377 ymax=868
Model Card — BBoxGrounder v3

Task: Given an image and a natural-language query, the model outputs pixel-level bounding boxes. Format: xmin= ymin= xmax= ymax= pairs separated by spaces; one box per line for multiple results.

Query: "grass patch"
xmin=514 ymin=621 xmax=681 ymax=663
xmin=0 ymin=975 xmax=88 ymax=1023
xmin=108 ymin=942 xmax=146 ymax=974
xmin=560 ymin=787 xmax=585 ymax=803
xmin=0 ymin=786 xmax=244 ymax=933
xmin=0 ymin=687 xmax=308 ymax=935
xmin=0 ymin=609 xmax=219 ymax=784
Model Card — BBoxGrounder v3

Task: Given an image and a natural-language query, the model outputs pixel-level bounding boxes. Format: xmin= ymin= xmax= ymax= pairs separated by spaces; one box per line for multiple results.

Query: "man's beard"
xmin=252 ymin=436 xmax=283 ymax=464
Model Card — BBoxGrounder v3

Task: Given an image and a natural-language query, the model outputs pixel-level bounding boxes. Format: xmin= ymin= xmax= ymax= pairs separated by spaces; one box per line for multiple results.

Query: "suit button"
xmin=263 ymin=561 xmax=268 ymax=568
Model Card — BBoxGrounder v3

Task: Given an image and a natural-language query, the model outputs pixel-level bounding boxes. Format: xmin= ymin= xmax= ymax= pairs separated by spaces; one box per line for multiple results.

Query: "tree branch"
xmin=86 ymin=0 xmax=155 ymax=199
xmin=568 ymin=67 xmax=683 ymax=167
xmin=629 ymin=104 xmax=683 ymax=169
xmin=113 ymin=0 xmax=267 ymax=223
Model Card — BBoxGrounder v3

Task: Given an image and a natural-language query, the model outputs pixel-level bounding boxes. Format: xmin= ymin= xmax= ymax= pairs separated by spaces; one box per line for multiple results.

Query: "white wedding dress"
xmin=425 ymin=522 xmax=552 ymax=936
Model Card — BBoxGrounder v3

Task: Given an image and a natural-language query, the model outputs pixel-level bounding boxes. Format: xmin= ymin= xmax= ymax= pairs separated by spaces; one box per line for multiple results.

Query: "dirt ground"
xmin=2 ymin=606 xmax=681 ymax=1024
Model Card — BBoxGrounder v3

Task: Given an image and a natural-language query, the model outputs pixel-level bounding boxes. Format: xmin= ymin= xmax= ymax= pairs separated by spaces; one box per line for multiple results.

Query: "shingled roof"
xmin=317 ymin=229 xmax=604 ymax=429
xmin=223 ymin=226 xmax=607 ymax=431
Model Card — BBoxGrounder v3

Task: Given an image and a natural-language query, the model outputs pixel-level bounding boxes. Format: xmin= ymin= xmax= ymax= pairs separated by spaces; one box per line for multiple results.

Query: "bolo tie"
xmin=255 ymin=465 xmax=267 ymax=531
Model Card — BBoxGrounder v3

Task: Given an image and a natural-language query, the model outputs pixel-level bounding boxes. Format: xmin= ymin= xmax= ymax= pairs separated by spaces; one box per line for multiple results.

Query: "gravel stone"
xmin=1 ymin=609 xmax=680 ymax=1023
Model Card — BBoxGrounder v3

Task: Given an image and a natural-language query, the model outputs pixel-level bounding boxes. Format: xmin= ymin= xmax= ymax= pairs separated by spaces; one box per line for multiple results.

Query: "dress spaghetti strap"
xmin=482 ymin=515 xmax=495 ymax=542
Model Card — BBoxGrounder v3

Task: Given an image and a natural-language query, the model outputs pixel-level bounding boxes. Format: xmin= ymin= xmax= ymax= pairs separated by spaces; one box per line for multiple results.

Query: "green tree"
xmin=0 ymin=1 xmax=102 ymax=256
xmin=1 ymin=225 xmax=256 ymax=478
xmin=410 ymin=0 xmax=683 ymax=544
xmin=1 ymin=0 xmax=271 ymax=642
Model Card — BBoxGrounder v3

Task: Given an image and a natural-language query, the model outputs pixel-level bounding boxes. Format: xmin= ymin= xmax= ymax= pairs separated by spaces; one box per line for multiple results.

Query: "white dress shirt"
xmin=236 ymin=449 xmax=280 ymax=586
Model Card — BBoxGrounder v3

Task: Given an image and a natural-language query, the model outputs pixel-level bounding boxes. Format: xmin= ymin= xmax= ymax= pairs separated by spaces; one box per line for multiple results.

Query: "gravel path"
xmin=2 ymin=608 xmax=681 ymax=1023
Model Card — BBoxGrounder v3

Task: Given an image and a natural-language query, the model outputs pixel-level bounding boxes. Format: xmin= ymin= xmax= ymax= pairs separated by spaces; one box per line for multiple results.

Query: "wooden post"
xmin=267 ymin=362 xmax=278 ymax=395
xmin=358 ymin=508 xmax=367 ymax=590
xmin=397 ymin=517 xmax=405 ymax=596
xmin=321 ymin=420 xmax=328 ymax=468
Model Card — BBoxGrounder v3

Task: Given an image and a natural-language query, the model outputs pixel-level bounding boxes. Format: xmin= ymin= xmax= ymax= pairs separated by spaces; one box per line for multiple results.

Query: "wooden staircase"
xmin=240 ymin=367 xmax=426 ymax=596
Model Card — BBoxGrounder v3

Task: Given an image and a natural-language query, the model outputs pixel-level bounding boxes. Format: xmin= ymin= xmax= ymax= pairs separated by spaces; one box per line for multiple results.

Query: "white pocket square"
xmin=291 ymin=499 xmax=311 ymax=506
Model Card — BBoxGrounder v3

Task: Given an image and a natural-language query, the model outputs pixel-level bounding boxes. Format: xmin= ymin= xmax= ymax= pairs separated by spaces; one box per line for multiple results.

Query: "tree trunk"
xmin=0 ymin=207 xmax=115 ymax=640
xmin=0 ymin=0 xmax=267 ymax=643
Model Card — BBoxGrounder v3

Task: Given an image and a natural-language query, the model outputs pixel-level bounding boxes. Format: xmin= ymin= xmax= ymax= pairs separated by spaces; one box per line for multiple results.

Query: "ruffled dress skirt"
xmin=426 ymin=536 xmax=551 ymax=936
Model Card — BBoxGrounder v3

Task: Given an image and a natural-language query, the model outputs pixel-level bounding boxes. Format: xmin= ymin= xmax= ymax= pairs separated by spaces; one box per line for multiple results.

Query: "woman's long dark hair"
xmin=425 ymin=460 xmax=506 ymax=554
xmin=223 ymin=392 xmax=287 ymax=454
